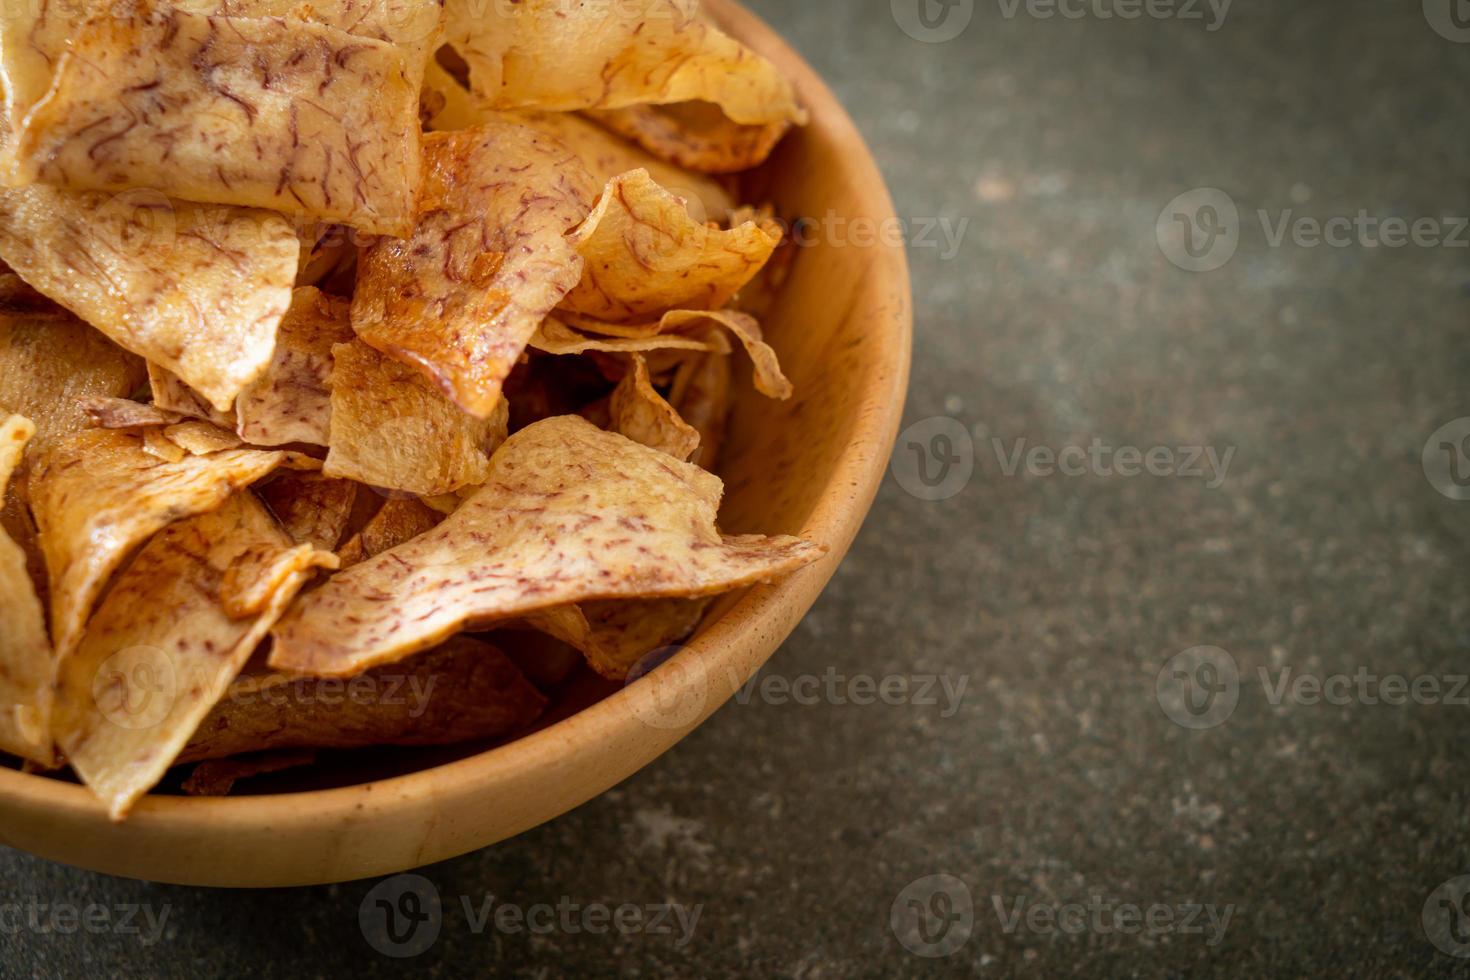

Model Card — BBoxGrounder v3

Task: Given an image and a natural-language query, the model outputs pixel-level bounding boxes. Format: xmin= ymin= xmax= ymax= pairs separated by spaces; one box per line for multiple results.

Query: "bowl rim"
xmin=0 ymin=0 xmax=913 ymax=883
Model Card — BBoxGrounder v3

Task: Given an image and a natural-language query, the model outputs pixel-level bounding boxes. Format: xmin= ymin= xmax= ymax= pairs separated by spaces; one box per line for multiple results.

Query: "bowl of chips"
xmin=0 ymin=0 xmax=910 ymax=885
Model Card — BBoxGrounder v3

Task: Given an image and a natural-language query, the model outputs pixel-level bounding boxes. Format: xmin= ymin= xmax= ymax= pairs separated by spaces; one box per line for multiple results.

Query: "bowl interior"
xmin=0 ymin=0 xmax=912 ymax=884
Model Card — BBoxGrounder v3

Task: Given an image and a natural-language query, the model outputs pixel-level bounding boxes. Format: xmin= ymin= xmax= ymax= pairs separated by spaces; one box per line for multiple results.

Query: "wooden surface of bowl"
xmin=0 ymin=0 xmax=912 ymax=886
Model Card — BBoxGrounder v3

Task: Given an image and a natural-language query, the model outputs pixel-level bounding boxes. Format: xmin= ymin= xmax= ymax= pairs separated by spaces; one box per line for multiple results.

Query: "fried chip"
xmin=583 ymin=598 xmax=714 ymax=680
xmin=0 ymin=416 xmax=53 ymax=764
xmin=12 ymin=4 xmax=422 ymax=236
xmin=324 ymin=340 xmax=509 ymax=496
xmin=51 ymin=493 xmax=337 ymax=819
xmin=669 ymin=349 xmax=731 ymax=471
xmin=530 ymin=318 xmax=727 ymax=358
xmin=0 ymin=185 xmax=298 ymax=411
xmin=259 ymin=472 xmax=358 ymax=551
xmin=611 ymin=355 xmax=701 ymax=461
xmin=141 ymin=427 xmax=186 ymax=463
xmin=181 ymin=750 xmax=318 ymax=797
xmin=269 ymin=416 xmax=826 ymax=676
xmin=351 ymin=123 xmax=597 ymax=417
xmin=182 ymin=637 xmax=546 ymax=763
xmin=561 ymin=169 xmax=781 ymax=323
xmin=80 ymin=397 xmax=183 ymax=431
xmin=236 ymin=288 xmax=355 ymax=447
xmin=336 ymin=496 xmax=444 ymax=568
xmin=422 ymin=60 xmax=734 ymax=223
xmin=29 ymin=429 xmax=289 ymax=658
xmin=444 ymin=0 xmax=805 ymax=127
xmin=147 ymin=364 xmax=234 ymax=428
xmin=164 ymin=422 xmax=245 ymax=456
xmin=586 ymin=102 xmax=790 ymax=174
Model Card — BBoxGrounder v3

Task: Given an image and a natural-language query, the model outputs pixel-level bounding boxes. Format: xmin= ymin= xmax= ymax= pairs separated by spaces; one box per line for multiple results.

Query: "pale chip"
xmin=0 ymin=185 xmax=298 ymax=411
xmin=444 ymin=0 xmax=805 ymax=126
xmin=269 ymin=416 xmax=826 ymax=677
xmin=324 ymin=340 xmax=509 ymax=496
xmin=235 ymin=287 xmax=355 ymax=447
xmin=30 ymin=429 xmax=288 ymax=659
xmin=561 ymin=169 xmax=781 ymax=322
xmin=164 ymin=422 xmax=246 ymax=456
xmin=12 ymin=4 xmax=422 ymax=235
xmin=51 ymin=492 xmax=336 ymax=820
xmin=351 ymin=123 xmax=596 ymax=417
xmin=586 ymin=103 xmax=790 ymax=174
xmin=0 ymin=415 xmax=53 ymax=764
xmin=611 ymin=355 xmax=701 ymax=461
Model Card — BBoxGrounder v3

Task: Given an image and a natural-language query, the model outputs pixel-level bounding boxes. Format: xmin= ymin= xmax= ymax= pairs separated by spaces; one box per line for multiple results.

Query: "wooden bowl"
xmin=0 ymin=0 xmax=912 ymax=886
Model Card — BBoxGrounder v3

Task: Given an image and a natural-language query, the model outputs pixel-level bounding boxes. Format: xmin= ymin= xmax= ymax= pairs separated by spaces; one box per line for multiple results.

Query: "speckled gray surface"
xmin=3 ymin=1 xmax=1469 ymax=976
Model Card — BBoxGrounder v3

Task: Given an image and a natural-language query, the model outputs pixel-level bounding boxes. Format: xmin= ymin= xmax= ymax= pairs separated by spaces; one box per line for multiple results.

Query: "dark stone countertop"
xmin=3 ymin=1 xmax=1468 ymax=976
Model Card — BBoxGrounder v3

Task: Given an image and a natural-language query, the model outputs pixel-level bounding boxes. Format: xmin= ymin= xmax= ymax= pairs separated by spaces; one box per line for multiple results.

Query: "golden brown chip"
xmin=336 ymin=496 xmax=444 ymax=568
xmin=51 ymin=492 xmax=336 ymax=820
xmin=669 ymin=349 xmax=731 ymax=472
xmin=164 ymin=422 xmax=245 ymax=456
xmin=12 ymin=4 xmax=422 ymax=236
xmin=147 ymin=364 xmax=235 ymax=428
xmin=0 ymin=186 xmax=298 ymax=411
xmin=182 ymin=750 xmax=319 ymax=797
xmin=610 ymin=355 xmax=701 ymax=461
xmin=422 ymin=60 xmax=734 ymax=222
xmin=182 ymin=636 xmax=546 ymax=763
xmin=80 ymin=397 xmax=183 ymax=431
xmin=444 ymin=0 xmax=805 ymax=126
xmin=586 ymin=102 xmax=790 ymax=174
xmin=259 ymin=472 xmax=359 ymax=551
xmin=530 ymin=318 xmax=727 ymax=358
xmin=269 ymin=415 xmax=826 ymax=677
xmin=582 ymin=598 xmax=714 ymax=680
xmin=235 ymin=287 xmax=356 ymax=447
xmin=324 ymin=340 xmax=509 ymax=496
xmin=29 ymin=429 xmax=289 ymax=659
xmin=141 ymin=427 xmax=186 ymax=464
xmin=0 ymin=416 xmax=53 ymax=765
xmin=351 ymin=123 xmax=597 ymax=418
xmin=561 ymin=169 xmax=781 ymax=323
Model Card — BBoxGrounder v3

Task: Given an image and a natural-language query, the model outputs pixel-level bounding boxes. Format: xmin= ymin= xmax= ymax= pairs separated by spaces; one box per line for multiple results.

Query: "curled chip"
xmin=235 ymin=288 xmax=356 ymax=447
xmin=81 ymin=398 xmax=183 ymax=431
xmin=421 ymin=61 xmax=734 ymax=223
xmin=182 ymin=750 xmax=318 ymax=797
xmin=51 ymin=493 xmax=337 ymax=820
xmin=324 ymin=340 xmax=509 ymax=497
xmin=586 ymin=103 xmax=790 ymax=175
xmin=259 ymin=473 xmax=359 ymax=551
xmin=352 ymin=123 xmax=597 ymax=418
xmin=611 ymin=355 xmax=702 ymax=462
xmin=29 ymin=429 xmax=288 ymax=658
xmin=181 ymin=637 xmax=546 ymax=763
xmin=445 ymin=0 xmax=805 ymax=127
xmin=12 ymin=3 xmax=422 ymax=235
xmin=336 ymin=497 xmax=444 ymax=568
xmin=561 ymin=169 xmax=781 ymax=323
xmin=669 ymin=350 xmax=732 ymax=472
xmin=269 ymin=416 xmax=826 ymax=677
xmin=521 ymin=598 xmax=712 ymax=681
xmin=0 ymin=185 xmax=298 ymax=411
xmin=531 ymin=318 xmax=728 ymax=358
xmin=0 ymin=416 xmax=53 ymax=765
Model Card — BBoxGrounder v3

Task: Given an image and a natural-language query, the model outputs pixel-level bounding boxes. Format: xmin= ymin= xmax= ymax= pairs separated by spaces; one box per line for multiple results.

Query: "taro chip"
xmin=351 ymin=123 xmax=597 ymax=418
xmin=0 ymin=185 xmax=298 ymax=411
xmin=586 ymin=103 xmax=790 ymax=175
xmin=669 ymin=350 xmax=732 ymax=472
xmin=29 ymin=428 xmax=288 ymax=658
xmin=163 ymin=422 xmax=245 ymax=456
xmin=259 ymin=472 xmax=359 ymax=551
xmin=324 ymin=340 xmax=509 ymax=496
xmin=582 ymin=598 xmax=713 ymax=680
xmin=80 ymin=397 xmax=183 ymax=431
xmin=11 ymin=3 xmax=422 ymax=235
xmin=148 ymin=364 xmax=234 ymax=428
xmin=0 ymin=416 xmax=53 ymax=764
xmin=561 ymin=169 xmax=781 ymax=322
xmin=530 ymin=318 xmax=727 ymax=358
xmin=183 ymin=637 xmax=546 ymax=763
xmin=269 ymin=415 xmax=826 ymax=677
xmin=444 ymin=0 xmax=805 ymax=126
xmin=337 ymin=497 xmax=444 ymax=568
xmin=50 ymin=492 xmax=337 ymax=820
xmin=610 ymin=354 xmax=701 ymax=462
xmin=235 ymin=288 xmax=355 ymax=447
xmin=182 ymin=750 xmax=318 ymax=797
xmin=421 ymin=61 xmax=734 ymax=223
